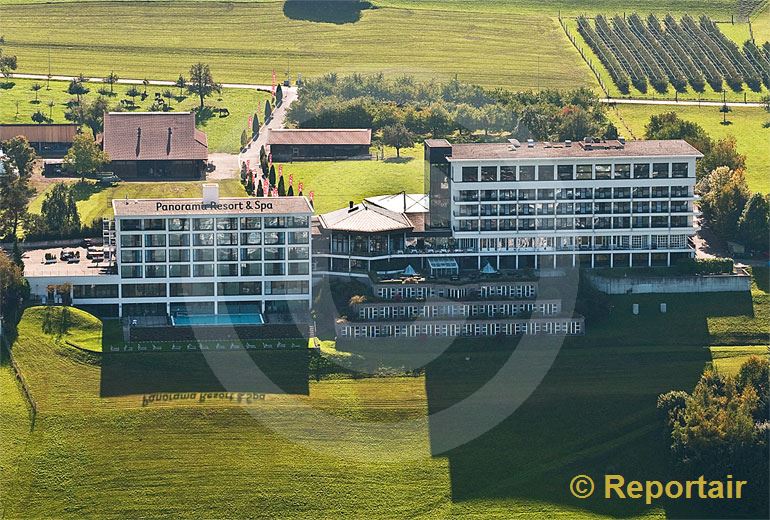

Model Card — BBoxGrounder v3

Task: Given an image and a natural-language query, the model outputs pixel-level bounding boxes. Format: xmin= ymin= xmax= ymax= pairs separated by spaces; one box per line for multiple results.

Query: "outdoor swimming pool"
xmin=172 ymin=314 xmax=265 ymax=326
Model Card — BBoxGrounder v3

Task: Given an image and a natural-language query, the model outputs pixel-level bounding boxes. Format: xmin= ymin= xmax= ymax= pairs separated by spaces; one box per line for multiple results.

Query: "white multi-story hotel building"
xmin=25 ymin=185 xmax=313 ymax=319
xmin=313 ymin=138 xmax=703 ymax=276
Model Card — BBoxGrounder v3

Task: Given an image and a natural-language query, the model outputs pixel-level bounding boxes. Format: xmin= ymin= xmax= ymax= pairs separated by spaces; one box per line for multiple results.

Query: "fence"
xmin=6 ymin=348 xmax=37 ymax=430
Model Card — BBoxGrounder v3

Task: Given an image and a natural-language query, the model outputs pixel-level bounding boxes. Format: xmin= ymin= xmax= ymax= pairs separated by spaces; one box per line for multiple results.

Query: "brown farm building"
xmin=0 ymin=124 xmax=79 ymax=157
xmin=268 ymin=128 xmax=371 ymax=161
xmin=101 ymin=112 xmax=208 ymax=180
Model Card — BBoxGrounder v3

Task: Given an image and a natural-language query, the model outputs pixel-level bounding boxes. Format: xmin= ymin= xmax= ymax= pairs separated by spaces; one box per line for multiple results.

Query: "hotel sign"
xmin=155 ymin=200 xmax=274 ymax=212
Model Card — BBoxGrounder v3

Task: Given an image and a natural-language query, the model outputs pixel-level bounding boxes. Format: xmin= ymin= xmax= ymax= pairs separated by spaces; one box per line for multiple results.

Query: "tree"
xmin=103 ymin=71 xmax=119 ymax=95
xmin=275 ymin=84 xmax=283 ymax=106
xmin=256 ymin=180 xmax=264 ymax=197
xmin=251 ymin=112 xmax=260 ymax=137
xmin=175 ymin=74 xmax=186 ymax=96
xmin=265 ymin=100 xmax=273 ymax=121
xmin=245 ymin=173 xmax=254 ymax=195
xmin=36 ymin=182 xmax=81 ymax=238
xmin=698 ymin=136 xmax=746 ymax=180
xmin=125 ymin=86 xmax=140 ymax=106
xmin=0 ymin=136 xmax=36 ymax=241
xmin=268 ymin=164 xmax=276 ymax=187
xmin=0 ymin=45 xmax=17 ymax=78
xmin=425 ymin=103 xmax=452 ymax=137
xmin=30 ymin=82 xmax=42 ymax=103
xmin=63 ymin=133 xmax=110 ymax=179
xmin=0 ymin=249 xmax=28 ymax=323
xmin=142 ymin=78 xmax=149 ymax=96
xmin=737 ymin=193 xmax=770 ymax=252
xmin=382 ymin=123 xmax=414 ymax=157
xmin=31 ymin=110 xmax=47 ymax=124
xmin=277 ymin=174 xmax=286 ymax=196
xmin=67 ymin=78 xmax=89 ymax=104
xmin=697 ymin=166 xmax=750 ymax=240
xmin=47 ymin=99 xmax=55 ymax=120
xmin=162 ymin=89 xmax=174 ymax=106
xmin=187 ymin=63 xmax=221 ymax=110
xmin=287 ymin=184 xmax=294 ymax=196
xmin=736 ymin=356 xmax=770 ymax=421
xmin=240 ymin=129 xmax=248 ymax=149
xmin=81 ymin=96 xmax=110 ymax=138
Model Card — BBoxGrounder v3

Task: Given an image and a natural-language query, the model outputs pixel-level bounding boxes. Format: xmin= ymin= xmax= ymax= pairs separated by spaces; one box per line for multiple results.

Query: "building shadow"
xmin=421 ymin=289 xmax=754 ymax=517
xmin=282 ymin=0 xmax=373 ymax=24
xmin=100 ymin=349 xmax=310 ymax=397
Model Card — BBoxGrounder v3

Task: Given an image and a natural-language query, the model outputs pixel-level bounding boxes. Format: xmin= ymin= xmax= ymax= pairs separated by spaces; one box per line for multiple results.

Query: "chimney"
xmin=565 ymin=139 xmax=572 ymax=147
xmin=202 ymin=183 xmax=219 ymax=205
xmin=349 ymin=200 xmax=354 ymax=209
xmin=135 ymin=127 xmax=142 ymax=157
xmin=166 ymin=127 xmax=172 ymax=155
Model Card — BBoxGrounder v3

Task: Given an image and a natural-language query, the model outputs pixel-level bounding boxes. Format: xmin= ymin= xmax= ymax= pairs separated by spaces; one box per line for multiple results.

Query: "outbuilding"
xmin=268 ymin=128 xmax=371 ymax=161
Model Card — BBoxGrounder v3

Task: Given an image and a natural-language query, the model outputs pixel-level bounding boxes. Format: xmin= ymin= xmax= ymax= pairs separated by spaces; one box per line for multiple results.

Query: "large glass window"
xmin=145 ymin=234 xmax=166 ymax=248
xmin=170 ymin=283 xmax=214 ymax=297
xmin=288 ymin=246 xmax=309 ymax=260
xmin=145 ymin=250 xmax=166 ymax=263
xmin=121 ymin=266 xmax=142 ymax=279
xmin=576 ymin=164 xmax=592 ymax=180
xmin=288 ymin=262 xmax=310 ymax=275
xmin=557 ymin=165 xmax=574 ymax=180
xmin=240 ymin=217 xmax=262 ymax=230
xmin=121 ymin=219 xmax=142 ymax=231
xmin=193 ymin=218 xmax=214 ymax=231
xmin=193 ymin=249 xmax=214 ymax=262
xmin=144 ymin=265 xmax=166 ymax=278
xmin=595 ymin=164 xmax=611 ymax=179
xmin=672 ymin=162 xmax=688 ymax=178
xmin=217 ymin=248 xmax=238 ymax=261
xmin=263 ymin=232 xmax=284 ymax=245
xmin=120 ymin=235 xmax=142 ymax=248
xmin=217 ymin=233 xmax=238 ymax=246
xmin=288 ymin=231 xmax=309 ymax=244
xmin=481 ymin=166 xmax=497 ymax=182
xmin=123 ymin=283 xmax=166 ymax=297
xmin=121 ymin=250 xmax=142 ymax=263
xmin=217 ymin=264 xmax=239 ymax=277
xmin=168 ymin=234 xmax=190 ymax=247
xmin=519 ymin=166 xmax=535 ymax=181
xmin=169 ymin=218 xmax=189 ymax=231
xmin=461 ymin=167 xmax=478 ymax=182
xmin=241 ymin=232 xmax=261 ymax=245
xmin=193 ymin=264 xmax=214 ymax=277
xmin=500 ymin=166 xmax=516 ymax=181
xmin=652 ymin=163 xmax=670 ymax=178
xmin=633 ymin=163 xmax=650 ymax=179
xmin=73 ymin=284 xmax=118 ymax=299
xmin=169 ymin=265 xmax=190 ymax=278
xmin=216 ymin=218 xmax=238 ymax=230
xmin=240 ymin=263 xmax=262 ymax=276
xmin=538 ymin=165 xmax=554 ymax=181
xmin=218 ymin=282 xmax=262 ymax=296
xmin=143 ymin=219 xmax=165 ymax=231
xmin=241 ymin=248 xmax=261 ymax=261
xmin=264 ymin=263 xmax=286 ymax=276
xmin=194 ymin=233 xmax=214 ymax=246
xmin=613 ymin=164 xmax=631 ymax=179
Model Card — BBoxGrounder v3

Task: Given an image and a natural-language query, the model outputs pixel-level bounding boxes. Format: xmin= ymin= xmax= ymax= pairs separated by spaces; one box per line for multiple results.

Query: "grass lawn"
xmin=708 ymin=267 xmax=770 ymax=345
xmin=276 ymin=145 xmax=424 ymax=214
xmin=28 ymin=178 xmax=246 ymax=223
xmin=607 ymin=103 xmax=770 ymax=193
xmin=709 ymin=345 xmax=770 ymax=375
xmin=0 ymin=78 xmax=269 ymax=153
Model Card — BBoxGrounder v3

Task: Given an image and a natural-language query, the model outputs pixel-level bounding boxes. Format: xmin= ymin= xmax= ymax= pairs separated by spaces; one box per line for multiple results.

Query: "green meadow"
xmin=608 ymin=104 xmax=770 ymax=193
xmin=0 ymin=78 xmax=269 ymax=154
xmin=1 ymin=266 xmax=768 ymax=518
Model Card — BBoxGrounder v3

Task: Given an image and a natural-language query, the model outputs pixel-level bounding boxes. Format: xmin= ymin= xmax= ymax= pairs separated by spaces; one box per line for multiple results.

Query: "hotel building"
xmin=25 ymin=185 xmax=313 ymax=319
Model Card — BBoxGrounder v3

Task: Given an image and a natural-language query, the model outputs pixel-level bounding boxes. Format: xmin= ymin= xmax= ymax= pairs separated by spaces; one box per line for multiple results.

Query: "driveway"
xmin=240 ymin=86 xmax=298 ymax=174
xmin=207 ymin=153 xmax=240 ymax=180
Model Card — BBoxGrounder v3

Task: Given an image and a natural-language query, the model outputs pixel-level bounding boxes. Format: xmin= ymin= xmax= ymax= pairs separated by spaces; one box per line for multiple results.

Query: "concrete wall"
xmin=587 ymin=271 xmax=751 ymax=294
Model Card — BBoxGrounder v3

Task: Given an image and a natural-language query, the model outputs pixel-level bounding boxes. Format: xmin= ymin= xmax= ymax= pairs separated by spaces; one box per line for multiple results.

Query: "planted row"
xmin=664 ymin=15 xmax=724 ymax=91
xmin=699 ymin=16 xmax=763 ymax=91
xmin=625 ymin=14 xmax=686 ymax=91
xmin=743 ymin=40 xmax=770 ymax=88
xmin=647 ymin=14 xmax=705 ymax=92
xmin=576 ymin=16 xmax=630 ymax=93
xmin=680 ymin=15 xmax=743 ymax=90
xmin=595 ymin=14 xmax=648 ymax=92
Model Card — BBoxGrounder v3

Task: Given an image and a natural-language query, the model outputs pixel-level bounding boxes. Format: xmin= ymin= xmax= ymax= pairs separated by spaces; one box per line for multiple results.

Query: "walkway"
xmin=239 ymin=86 xmax=298 ymax=172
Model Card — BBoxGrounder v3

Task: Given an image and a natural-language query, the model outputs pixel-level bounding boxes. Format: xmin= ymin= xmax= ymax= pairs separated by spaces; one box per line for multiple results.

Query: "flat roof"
xmin=113 ymin=196 xmax=314 ymax=217
xmin=23 ymin=247 xmax=115 ymax=279
xmin=447 ymin=140 xmax=703 ymax=161
xmin=268 ymin=128 xmax=372 ymax=146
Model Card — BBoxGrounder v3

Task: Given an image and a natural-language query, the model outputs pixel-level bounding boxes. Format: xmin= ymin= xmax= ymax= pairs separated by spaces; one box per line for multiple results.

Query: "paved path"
xmin=601 ymin=97 xmax=766 ymax=108
xmin=239 ymin=86 xmax=298 ymax=172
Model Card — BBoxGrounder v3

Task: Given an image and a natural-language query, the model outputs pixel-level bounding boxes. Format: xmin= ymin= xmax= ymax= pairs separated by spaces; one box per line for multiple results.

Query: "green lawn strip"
xmin=276 ymin=145 xmax=424 ymax=214
xmin=709 ymin=345 xmax=770 ymax=375
xmin=0 ymin=78 xmax=268 ymax=153
xmin=607 ymin=103 xmax=770 ymax=193
xmin=0 ymin=364 xmax=31 ymax=517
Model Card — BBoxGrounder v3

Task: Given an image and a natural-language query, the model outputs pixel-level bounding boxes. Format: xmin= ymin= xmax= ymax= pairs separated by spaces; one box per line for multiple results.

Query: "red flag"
xmin=289 ymin=173 xmax=293 ymax=185
xmin=298 ymin=182 xmax=303 ymax=192
xmin=246 ymin=159 xmax=250 ymax=168
xmin=271 ymin=69 xmax=276 ymax=96
xmin=262 ymin=178 xmax=269 ymax=194
xmin=268 ymin=153 xmax=272 ymax=166
xmin=248 ymin=115 xmax=252 ymax=128
xmin=278 ymin=164 xmax=283 ymax=176
xmin=309 ymin=191 xmax=314 ymax=200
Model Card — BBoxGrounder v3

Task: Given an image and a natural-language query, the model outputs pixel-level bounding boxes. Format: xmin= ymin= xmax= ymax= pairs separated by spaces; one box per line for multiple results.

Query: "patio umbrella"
xmin=403 ymin=264 xmax=417 ymax=276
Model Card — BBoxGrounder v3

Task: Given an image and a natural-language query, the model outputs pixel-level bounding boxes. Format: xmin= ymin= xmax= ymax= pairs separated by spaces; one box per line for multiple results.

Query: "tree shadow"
xmin=283 ymin=0 xmax=374 ymax=24
xmin=69 ymin=180 xmax=107 ymax=201
xmin=384 ymin=156 xmax=414 ymax=164
xmin=0 ymin=81 xmax=15 ymax=90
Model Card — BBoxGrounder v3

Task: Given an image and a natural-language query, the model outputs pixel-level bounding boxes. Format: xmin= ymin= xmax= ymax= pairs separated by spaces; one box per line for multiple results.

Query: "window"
xmin=652 ymin=187 xmax=669 ymax=198
xmin=264 ymin=217 xmax=286 ymax=228
xmin=120 ymin=235 xmax=142 ymax=248
xmin=240 ymin=217 xmax=261 ymax=230
xmin=193 ymin=264 xmax=214 ymax=277
xmin=632 ymin=187 xmax=650 ymax=198
xmin=576 ymin=164 xmax=592 ymax=180
xmin=121 ymin=250 xmax=141 ymax=263
xmin=217 ymin=233 xmax=238 ymax=246
xmin=170 ymin=283 xmax=214 ymax=297
xmin=613 ymin=187 xmax=631 ymax=199
xmin=480 ymin=190 xmax=497 ymax=201
xmin=595 ymin=188 xmax=611 ymax=199
xmin=264 ymin=263 xmax=285 ymax=276
xmin=633 ymin=216 xmax=650 ymax=228
xmin=143 ymin=219 xmax=165 ymax=231
xmin=556 ymin=188 xmax=574 ymax=200
xmin=612 ymin=217 xmax=630 ymax=229
xmin=519 ymin=166 xmax=536 ymax=181
xmin=121 ymin=219 xmax=142 ymax=231
xmin=518 ymin=189 xmax=535 ymax=201
xmin=500 ymin=166 xmax=516 ymax=181
xmin=241 ymin=248 xmax=261 ymax=261
xmin=672 ymin=186 xmax=689 ymax=198
xmin=537 ymin=189 xmax=554 ymax=200
xmin=169 ymin=265 xmax=190 ymax=277
xmin=217 ymin=248 xmax=238 ymax=261
xmin=672 ymin=163 xmax=688 ymax=178
xmin=265 ymin=281 xmax=309 ymax=295
xmin=594 ymin=202 xmax=611 ymax=214
xmin=263 ymin=232 xmax=284 ymax=245
xmin=193 ymin=249 xmax=214 ymax=262
xmin=652 ymin=163 xmax=670 ymax=178
xmin=499 ymin=189 xmax=516 ymax=201
xmin=288 ymin=231 xmax=309 ymax=244
xmin=123 ymin=283 xmax=166 ymax=298
xmin=168 ymin=218 xmax=189 ymax=231
xmin=595 ymin=164 xmax=611 ymax=179
xmin=652 ymin=216 xmax=669 ymax=227
xmin=613 ymin=164 xmax=630 ymax=179
xmin=218 ymin=282 xmax=262 ymax=296
xmin=216 ymin=218 xmax=238 ymax=230
xmin=288 ymin=246 xmax=309 ymax=260
xmin=145 ymin=234 xmax=166 ymax=248
xmin=633 ymin=202 xmax=650 ymax=213
xmin=556 ymin=202 xmax=573 ymax=215
xmin=193 ymin=218 xmax=214 ymax=231
xmin=121 ymin=266 xmax=142 ymax=279
xmin=575 ymin=188 xmax=592 ymax=200
xmin=557 ymin=165 xmax=574 ymax=180
xmin=168 ymin=234 xmax=190 ymax=247
xmin=288 ymin=262 xmax=310 ymax=275
xmin=461 ymin=167 xmax=478 ymax=182
xmin=194 ymin=233 xmax=214 ymax=246
xmin=633 ymin=163 xmax=650 ymax=179
xmin=217 ymin=264 xmax=239 ymax=277
xmin=481 ymin=166 xmax=497 ymax=182
xmin=671 ymin=216 xmax=688 ymax=227
xmin=538 ymin=165 xmax=554 ymax=181
xmin=264 ymin=247 xmax=285 ymax=260
xmin=288 ymin=216 xmax=309 ymax=228
xmin=73 ymin=284 xmax=118 ymax=299
xmin=240 ymin=263 xmax=262 ymax=276
xmin=145 ymin=265 xmax=166 ymax=278
xmin=241 ymin=232 xmax=261 ymax=245
xmin=145 ymin=250 xmax=166 ymax=263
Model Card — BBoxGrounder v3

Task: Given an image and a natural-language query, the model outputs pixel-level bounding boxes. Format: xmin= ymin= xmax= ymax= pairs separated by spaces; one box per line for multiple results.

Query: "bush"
xmin=675 ymin=257 xmax=734 ymax=275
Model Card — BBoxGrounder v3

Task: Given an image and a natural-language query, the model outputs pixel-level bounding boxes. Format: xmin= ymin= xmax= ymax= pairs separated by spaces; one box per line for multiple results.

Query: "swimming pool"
xmin=172 ymin=313 xmax=265 ymax=326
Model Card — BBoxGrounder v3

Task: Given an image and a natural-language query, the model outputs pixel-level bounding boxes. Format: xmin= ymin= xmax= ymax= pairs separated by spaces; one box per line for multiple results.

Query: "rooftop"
xmin=364 ymin=193 xmax=428 ymax=214
xmin=0 ymin=123 xmax=79 ymax=143
xmin=318 ymin=201 xmax=413 ymax=233
xmin=267 ymin=128 xmax=372 ymax=146
xmin=101 ymin=112 xmax=208 ymax=162
xmin=22 ymin=247 xmax=116 ymax=279
xmin=113 ymin=196 xmax=314 ymax=217
xmin=447 ymin=139 xmax=703 ymax=161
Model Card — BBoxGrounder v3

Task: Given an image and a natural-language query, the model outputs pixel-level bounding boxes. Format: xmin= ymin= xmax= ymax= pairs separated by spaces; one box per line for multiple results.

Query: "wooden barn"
xmin=268 ymin=128 xmax=371 ymax=161
xmin=100 ymin=112 xmax=208 ymax=180
xmin=0 ymin=124 xmax=79 ymax=157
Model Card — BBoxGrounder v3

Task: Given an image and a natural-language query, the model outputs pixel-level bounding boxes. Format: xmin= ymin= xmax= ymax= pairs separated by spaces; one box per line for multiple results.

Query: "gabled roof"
xmin=365 ymin=193 xmax=429 ymax=214
xmin=0 ymin=124 xmax=79 ymax=143
xmin=318 ymin=202 xmax=413 ymax=233
xmin=268 ymin=128 xmax=372 ymax=146
xmin=102 ymin=112 xmax=208 ymax=162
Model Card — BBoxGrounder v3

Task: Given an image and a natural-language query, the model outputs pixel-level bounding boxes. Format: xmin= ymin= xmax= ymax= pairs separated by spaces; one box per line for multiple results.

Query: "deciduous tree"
xmin=737 ymin=192 xmax=770 ymax=252
xmin=63 ymin=134 xmax=110 ymax=179
xmin=0 ymin=136 xmax=36 ymax=241
xmin=382 ymin=123 xmax=414 ymax=157
xmin=188 ymin=63 xmax=221 ymax=110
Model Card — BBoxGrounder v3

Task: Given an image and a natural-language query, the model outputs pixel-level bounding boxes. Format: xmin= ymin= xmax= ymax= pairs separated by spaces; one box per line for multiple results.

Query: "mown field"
xmin=275 ymin=145 xmax=423 ymax=214
xmin=1 ymin=266 xmax=768 ymax=518
xmin=0 ymin=78 xmax=269 ymax=153
xmin=607 ymin=103 xmax=770 ymax=193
